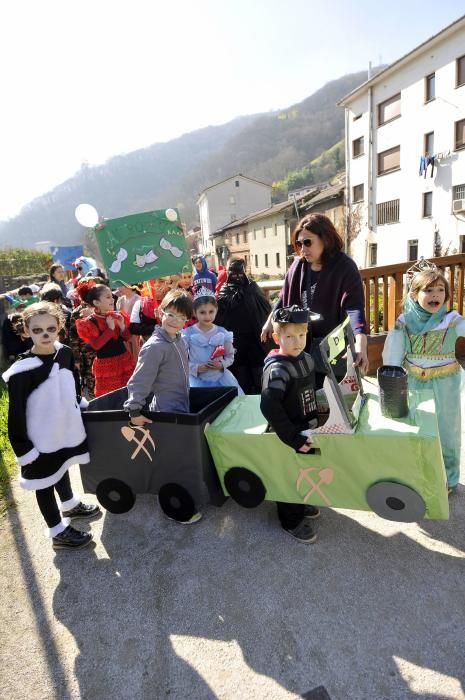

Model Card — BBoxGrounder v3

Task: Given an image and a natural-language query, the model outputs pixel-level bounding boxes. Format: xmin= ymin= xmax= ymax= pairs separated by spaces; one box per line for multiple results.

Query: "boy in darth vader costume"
xmin=216 ymin=259 xmax=271 ymax=394
xmin=261 ymin=305 xmax=320 ymax=544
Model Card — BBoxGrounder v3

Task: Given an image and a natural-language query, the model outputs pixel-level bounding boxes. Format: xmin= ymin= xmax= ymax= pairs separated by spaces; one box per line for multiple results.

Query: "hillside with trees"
xmin=0 ymin=70 xmax=372 ymax=248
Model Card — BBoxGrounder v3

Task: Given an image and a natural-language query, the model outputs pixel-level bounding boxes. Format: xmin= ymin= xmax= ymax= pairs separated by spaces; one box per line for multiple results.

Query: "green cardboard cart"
xmin=205 ymin=320 xmax=449 ymax=522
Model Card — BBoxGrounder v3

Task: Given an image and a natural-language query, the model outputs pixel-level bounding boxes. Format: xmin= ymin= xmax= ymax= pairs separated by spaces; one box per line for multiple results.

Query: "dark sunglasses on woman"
xmin=295 ymin=239 xmax=313 ymax=249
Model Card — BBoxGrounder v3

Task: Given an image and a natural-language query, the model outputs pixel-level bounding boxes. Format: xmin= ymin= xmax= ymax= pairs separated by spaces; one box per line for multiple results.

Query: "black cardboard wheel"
xmin=158 ymin=483 xmax=196 ymax=522
xmin=224 ymin=467 xmax=266 ymax=508
xmin=366 ymin=481 xmax=426 ymax=522
xmin=96 ymin=478 xmax=136 ymax=514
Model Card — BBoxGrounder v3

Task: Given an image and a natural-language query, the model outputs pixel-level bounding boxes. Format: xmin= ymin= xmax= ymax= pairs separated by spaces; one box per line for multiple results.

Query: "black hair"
xmin=49 ymin=264 xmax=64 ymax=281
xmin=18 ymin=286 xmax=33 ymax=296
xmin=41 ymin=288 xmax=64 ymax=303
xmin=84 ymin=284 xmax=110 ymax=307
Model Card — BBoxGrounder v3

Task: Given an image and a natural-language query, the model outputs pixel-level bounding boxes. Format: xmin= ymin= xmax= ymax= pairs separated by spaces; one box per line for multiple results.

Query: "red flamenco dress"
xmin=75 ymin=312 xmax=136 ymax=397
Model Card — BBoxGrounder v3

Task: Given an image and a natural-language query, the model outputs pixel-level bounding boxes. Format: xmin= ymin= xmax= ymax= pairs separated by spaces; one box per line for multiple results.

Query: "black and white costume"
xmin=261 ymin=351 xmax=318 ymax=451
xmin=2 ymin=344 xmax=89 ymax=534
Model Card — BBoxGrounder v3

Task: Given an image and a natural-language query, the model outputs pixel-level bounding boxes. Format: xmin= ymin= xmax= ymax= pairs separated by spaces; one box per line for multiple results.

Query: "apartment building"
xmin=197 ymin=174 xmax=271 ymax=261
xmin=339 ymin=15 xmax=465 ymax=267
xmin=210 ymin=186 xmax=345 ymax=276
xmin=211 ymin=199 xmax=298 ymax=276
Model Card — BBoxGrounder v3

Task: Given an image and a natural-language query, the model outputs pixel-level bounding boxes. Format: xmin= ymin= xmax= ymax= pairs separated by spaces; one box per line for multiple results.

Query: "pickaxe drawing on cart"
xmin=296 ymin=467 xmax=334 ymax=506
xmin=121 ymin=425 xmax=156 ymax=461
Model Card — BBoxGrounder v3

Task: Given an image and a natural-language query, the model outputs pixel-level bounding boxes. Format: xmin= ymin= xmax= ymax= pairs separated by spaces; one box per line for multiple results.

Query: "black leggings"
xmin=35 ymin=472 xmax=74 ymax=528
xmin=276 ymin=502 xmax=305 ymax=530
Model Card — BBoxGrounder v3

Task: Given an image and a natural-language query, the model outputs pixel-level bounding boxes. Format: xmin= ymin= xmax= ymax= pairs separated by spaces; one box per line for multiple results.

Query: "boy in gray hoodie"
xmin=124 ymin=290 xmax=193 ymax=420
xmin=124 ymin=289 xmax=202 ymax=524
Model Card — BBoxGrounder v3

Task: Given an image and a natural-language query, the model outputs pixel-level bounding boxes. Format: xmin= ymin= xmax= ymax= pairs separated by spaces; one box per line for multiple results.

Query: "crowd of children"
xmin=2 ymin=253 xmax=464 ymax=551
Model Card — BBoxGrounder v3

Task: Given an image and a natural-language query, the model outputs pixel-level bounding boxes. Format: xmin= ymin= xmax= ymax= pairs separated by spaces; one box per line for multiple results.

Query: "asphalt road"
xmin=1 ymin=460 xmax=465 ymax=700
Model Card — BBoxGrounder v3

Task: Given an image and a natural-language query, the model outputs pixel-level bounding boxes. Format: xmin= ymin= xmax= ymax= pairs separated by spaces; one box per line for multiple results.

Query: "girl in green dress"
xmin=383 ymin=268 xmax=465 ymax=491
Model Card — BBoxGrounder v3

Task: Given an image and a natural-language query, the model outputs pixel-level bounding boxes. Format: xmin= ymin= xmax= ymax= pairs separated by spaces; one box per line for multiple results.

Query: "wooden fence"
xmin=258 ymin=254 xmax=465 ymax=372
xmin=360 ymin=254 xmax=465 ymax=334
xmin=258 ymin=254 xmax=465 ymax=332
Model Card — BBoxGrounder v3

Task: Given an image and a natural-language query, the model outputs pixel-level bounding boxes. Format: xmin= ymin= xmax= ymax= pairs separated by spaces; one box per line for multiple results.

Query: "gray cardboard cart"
xmin=80 ymin=386 xmax=237 ymax=522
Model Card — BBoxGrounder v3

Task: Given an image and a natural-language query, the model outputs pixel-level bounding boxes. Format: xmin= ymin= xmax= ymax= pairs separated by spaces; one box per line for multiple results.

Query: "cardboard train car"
xmin=81 ymin=319 xmax=449 ymax=523
xmin=82 ymin=386 xmax=237 ymax=523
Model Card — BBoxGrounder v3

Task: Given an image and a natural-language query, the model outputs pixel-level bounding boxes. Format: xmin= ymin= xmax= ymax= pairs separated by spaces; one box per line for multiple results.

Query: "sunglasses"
xmin=295 ymin=239 xmax=313 ymax=249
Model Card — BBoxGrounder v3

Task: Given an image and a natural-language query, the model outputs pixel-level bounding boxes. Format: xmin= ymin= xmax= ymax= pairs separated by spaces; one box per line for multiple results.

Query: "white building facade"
xmin=248 ymin=212 xmax=292 ymax=277
xmin=340 ymin=15 xmax=465 ymax=267
xmin=197 ymin=174 xmax=271 ymax=259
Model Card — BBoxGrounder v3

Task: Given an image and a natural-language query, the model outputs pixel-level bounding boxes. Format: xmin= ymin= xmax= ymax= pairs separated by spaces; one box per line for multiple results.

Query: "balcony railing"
xmin=258 ymin=254 xmax=465 ymax=334
xmin=361 ymin=254 xmax=465 ymax=333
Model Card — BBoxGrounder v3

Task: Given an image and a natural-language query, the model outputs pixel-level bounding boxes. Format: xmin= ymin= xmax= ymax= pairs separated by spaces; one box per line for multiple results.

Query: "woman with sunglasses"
xmin=261 ymin=212 xmax=368 ymax=388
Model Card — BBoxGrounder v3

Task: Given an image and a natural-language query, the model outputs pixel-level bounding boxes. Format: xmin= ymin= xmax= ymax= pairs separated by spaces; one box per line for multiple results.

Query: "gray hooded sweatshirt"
xmin=124 ymin=326 xmax=190 ymax=416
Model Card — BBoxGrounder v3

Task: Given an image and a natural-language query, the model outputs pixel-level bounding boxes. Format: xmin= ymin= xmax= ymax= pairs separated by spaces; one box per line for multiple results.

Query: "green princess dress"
xmin=383 ymin=299 xmax=465 ymax=488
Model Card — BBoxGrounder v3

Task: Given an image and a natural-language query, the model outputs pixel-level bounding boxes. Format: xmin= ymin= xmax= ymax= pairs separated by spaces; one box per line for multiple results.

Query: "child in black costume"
xmin=2 ymin=312 xmax=33 ymax=362
xmin=261 ymin=305 xmax=320 ymax=544
xmin=2 ymin=301 xmax=100 ymax=550
xmin=216 ymin=259 xmax=271 ymax=394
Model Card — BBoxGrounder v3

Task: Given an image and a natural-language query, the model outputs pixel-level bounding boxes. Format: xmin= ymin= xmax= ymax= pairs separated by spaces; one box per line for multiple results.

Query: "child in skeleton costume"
xmin=2 ymin=302 xmax=100 ymax=550
xmin=261 ymin=306 xmax=320 ymax=543
xmin=181 ymin=288 xmax=243 ymax=394
xmin=383 ymin=264 xmax=465 ymax=491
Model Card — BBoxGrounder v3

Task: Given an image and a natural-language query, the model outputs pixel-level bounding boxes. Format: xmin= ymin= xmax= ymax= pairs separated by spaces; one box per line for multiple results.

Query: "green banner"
xmin=94 ymin=208 xmax=191 ymax=285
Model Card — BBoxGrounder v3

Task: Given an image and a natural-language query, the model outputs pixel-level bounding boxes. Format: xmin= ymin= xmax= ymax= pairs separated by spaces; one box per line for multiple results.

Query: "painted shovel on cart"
xmin=121 ymin=425 xmax=156 ymax=461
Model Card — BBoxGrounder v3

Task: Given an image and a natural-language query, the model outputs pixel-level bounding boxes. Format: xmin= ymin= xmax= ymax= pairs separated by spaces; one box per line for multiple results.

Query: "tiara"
xmin=406 ymin=257 xmax=438 ymax=287
xmin=194 ymin=286 xmax=216 ymax=300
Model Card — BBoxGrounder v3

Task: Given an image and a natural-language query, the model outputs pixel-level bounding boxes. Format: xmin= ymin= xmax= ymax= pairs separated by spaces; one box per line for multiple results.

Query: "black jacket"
xmin=261 ymin=351 xmax=318 ymax=451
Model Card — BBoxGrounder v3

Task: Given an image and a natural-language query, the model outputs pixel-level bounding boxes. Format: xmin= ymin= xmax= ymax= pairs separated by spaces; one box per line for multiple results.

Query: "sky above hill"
xmin=0 ymin=0 xmax=464 ymax=222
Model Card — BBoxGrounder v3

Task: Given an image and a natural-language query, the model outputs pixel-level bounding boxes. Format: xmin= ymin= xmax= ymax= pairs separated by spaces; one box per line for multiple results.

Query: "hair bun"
xmin=76 ymin=279 xmax=96 ymax=302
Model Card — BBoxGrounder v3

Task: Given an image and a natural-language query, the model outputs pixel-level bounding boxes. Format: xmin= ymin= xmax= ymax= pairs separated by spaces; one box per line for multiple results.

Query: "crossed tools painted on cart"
xmin=296 ymin=467 xmax=334 ymax=506
xmin=121 ymin=425 xmax=156 ymax=461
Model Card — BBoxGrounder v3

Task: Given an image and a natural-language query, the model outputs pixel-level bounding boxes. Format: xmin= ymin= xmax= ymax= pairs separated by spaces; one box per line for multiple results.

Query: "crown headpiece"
xmin=194 ymin=286 xmax=216 ymax=300
xmin=406 ymin=257 xmax=438 ymax=288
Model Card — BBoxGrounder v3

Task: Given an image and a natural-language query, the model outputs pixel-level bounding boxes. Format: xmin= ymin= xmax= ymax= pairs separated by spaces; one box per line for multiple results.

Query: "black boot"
xmin=52 ymin=525 xmax=93 ymax=550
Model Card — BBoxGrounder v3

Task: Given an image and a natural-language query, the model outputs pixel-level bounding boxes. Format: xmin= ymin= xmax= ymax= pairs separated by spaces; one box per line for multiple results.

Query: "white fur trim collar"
xmin=2 ymin=342 xmax=64 ymax=383
xmin=2 ymin=357 xmax=43 ymax=383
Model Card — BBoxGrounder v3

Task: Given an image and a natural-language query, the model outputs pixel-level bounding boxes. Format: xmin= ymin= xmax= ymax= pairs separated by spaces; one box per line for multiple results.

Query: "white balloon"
xmin=165 ymin=208 xmax=178 ymax=222
xmin=75 ymin=203 xmax=99 ymax=228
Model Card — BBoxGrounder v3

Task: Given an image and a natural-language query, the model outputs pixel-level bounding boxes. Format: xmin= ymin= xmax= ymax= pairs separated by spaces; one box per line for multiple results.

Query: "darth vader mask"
xmin=227 ymin=261 xmax=248 ymax=286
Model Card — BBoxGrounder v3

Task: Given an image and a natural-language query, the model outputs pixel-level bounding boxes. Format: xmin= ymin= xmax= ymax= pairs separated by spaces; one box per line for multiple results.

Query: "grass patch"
xmin=0 ymin=384 xmax=16 ymax=513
